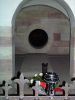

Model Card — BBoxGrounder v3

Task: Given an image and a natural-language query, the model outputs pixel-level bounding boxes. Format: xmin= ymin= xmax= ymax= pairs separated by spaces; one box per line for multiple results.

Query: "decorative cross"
xmin=62 ymin=83 xmax=70 ymax=100
xmin=3 ymin=80 xmax=12 ymax=100
xmin=14 ymin=73 xmax=29 ymax=99
xmin=32 ymin=81 xmax=46 ymax=96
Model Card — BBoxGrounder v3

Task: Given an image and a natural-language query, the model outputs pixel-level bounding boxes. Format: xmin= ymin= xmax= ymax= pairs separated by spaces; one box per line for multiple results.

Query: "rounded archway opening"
xmin=12 ymin=0 xmax=75 ymax=83
xmin=14 ymin=5 xmax=71 ymax=83
xmin=29 ymin=29 xmax=48 ymax=49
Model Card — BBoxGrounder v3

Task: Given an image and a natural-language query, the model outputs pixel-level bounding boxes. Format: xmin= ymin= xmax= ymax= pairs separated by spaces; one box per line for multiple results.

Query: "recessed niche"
xmin=15 ymin=5 xmax=70 ymax=83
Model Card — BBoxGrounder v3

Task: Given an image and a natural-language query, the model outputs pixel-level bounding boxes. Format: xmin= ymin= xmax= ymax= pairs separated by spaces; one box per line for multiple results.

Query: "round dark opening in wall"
xmin=29 ymin=29 xmax=48 ymax=49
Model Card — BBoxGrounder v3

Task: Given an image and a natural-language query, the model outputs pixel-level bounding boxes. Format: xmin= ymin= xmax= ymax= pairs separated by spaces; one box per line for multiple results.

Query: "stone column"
xmin=70 ymin=26 xmax=75 ymax=79
xmin=0 ymin=26 xmax=13 ymax=81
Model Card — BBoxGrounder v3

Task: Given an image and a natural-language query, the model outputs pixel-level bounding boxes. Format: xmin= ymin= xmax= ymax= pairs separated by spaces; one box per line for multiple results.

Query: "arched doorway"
xmin=12 ymin=0 xmax=75 ymax=83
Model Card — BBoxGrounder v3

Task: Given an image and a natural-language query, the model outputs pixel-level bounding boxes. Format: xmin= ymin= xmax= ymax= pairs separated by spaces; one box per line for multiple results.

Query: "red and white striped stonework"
xmin=0 ymin=26 xmax=13 ymax=80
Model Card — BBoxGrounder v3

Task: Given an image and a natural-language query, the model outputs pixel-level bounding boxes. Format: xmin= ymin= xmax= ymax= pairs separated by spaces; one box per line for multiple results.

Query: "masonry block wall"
xmin=0 ymin=26 xmax=12 ymax=80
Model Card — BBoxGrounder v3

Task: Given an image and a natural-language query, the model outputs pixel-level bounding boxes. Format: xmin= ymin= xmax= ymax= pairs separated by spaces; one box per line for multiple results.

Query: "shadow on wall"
xmin=15 ymin=54 xmax=70 ymax=83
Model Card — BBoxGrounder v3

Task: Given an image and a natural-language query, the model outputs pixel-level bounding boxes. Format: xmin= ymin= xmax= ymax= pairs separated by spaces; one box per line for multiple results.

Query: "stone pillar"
xmin=0 ymin=26 xmax=13 ymax=81
xmin=70 ymin=26 xmax=75 ymax=79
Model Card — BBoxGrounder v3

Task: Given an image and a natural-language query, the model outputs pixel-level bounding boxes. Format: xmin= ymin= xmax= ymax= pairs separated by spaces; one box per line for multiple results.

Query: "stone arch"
xmin=12 ymin=0 xmax=75 ymax=79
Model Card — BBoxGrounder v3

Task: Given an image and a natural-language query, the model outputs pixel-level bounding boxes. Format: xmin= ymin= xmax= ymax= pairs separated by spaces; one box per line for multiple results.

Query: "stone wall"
xmin=0 ymin=26 xmax=12 ymax=80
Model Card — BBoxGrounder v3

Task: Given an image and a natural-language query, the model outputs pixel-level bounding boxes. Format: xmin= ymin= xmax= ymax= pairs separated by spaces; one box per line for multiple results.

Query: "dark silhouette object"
xmin=59 ymin=81 xmax=66 ymax=87
xmin=42 ymin=63 xmax=48 ymax=74
xmin=0 ymin=80 xmax=6 ymax=96
xmin=0 ymin=80 xmax=5 ymax=87
xmin=11 ymin=71 xmax=21 ymax=81
xmin=71 ymin=77 xmax=75 ymax=81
